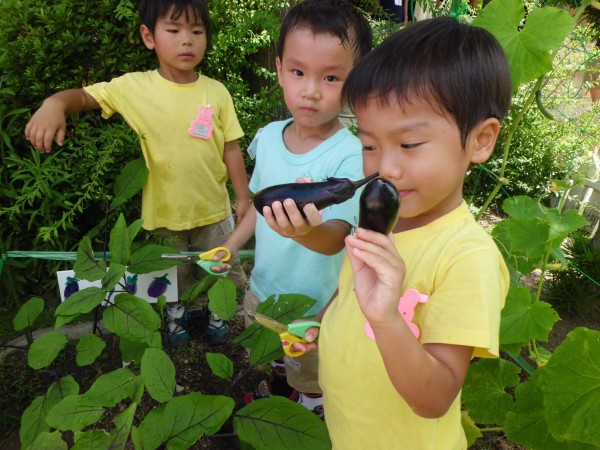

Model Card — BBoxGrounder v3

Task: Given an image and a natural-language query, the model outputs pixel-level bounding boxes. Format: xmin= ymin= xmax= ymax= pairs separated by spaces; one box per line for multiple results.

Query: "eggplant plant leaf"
xmin=473 ymin=0 xmax=574 ymax=90
xmin=102 ymin=293 xmax=161 ymax=345
xmin=75 ymin=333 xmax=106 ymax=366
xmin=108 ymin=214 xmax=130 ymax=265
xmin=81 ymin=368 xmax=138 ymax=407
xmin=13 ymin=296 xmax=44 ymax=331
xmin=55 ymin=286 xmax=106 ymax=318
xmin=543 ymin=328 xmax=600 ymax=446
xmin=102 ymin=262 xmax=126 ymax=292
xmin=500 ymin=286 xmax=560 ymax=344
xmin=28 ymin=331 xmax=68 ymax=369
xmin=234 ymin=397 xmax=331 ymax=450
xmin=110 ymin=157 xmax=148 ymax=210
xmin=128 ymin=244 xmax=180 ymax=274
xmin=208 ymin=277 xmax=238 ymax=321
xmin=46 ymin=395 xmax=105 ymax=432
xmin=206 ymin=352 xmax=234 ymax=381
xmin=462 ymin=358 xmax=520 ymax=425
xmin=73 ymin=236 xmax=107 ymax=281
xmin=141 ymin=348 xmax=176 ymax=403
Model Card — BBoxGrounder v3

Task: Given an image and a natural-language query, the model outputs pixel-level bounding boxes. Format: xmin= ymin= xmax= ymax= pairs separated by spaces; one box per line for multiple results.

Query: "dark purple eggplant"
xmin=253 ymin=172 xmax=380 ymax=217
xmin=147 ymin=274 xmax=171 ymax=298
xmin=64 ymin=276 xmax=80 ymax=299
xmin=358 ymin=177 xmax=400 ymax=234
xmin=126 ymin=274 xmax=138 ymax=295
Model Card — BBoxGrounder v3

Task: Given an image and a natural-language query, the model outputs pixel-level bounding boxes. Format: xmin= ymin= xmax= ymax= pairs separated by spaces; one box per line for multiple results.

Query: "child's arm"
xmin=223 ymin=139 xmax=251 ymax=222
xmin=209 ymin=205 xmax=257 ymax=273
xmin=25 ymin=89 xmax=99 ymax=153
xmin=262 ymin=200 xmax=351 ymax=255
xmin=345 ymin=228 xmax=473 ymax=419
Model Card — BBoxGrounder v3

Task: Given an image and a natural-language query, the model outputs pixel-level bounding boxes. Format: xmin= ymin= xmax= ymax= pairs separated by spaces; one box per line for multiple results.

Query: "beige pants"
xmin=243 ymin=288 xmax=321 ymax=394
xmin=156 ymin=216 xmax=247 ymax=298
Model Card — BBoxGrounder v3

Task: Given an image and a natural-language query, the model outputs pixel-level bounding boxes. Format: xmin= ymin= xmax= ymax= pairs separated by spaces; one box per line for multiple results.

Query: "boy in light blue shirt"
xmin=214 ymin=0 xmax=372 ymax=417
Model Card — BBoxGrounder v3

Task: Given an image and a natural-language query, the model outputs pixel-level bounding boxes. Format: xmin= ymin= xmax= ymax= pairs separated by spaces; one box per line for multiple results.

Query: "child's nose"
xmin=302 ymin=79 xmax=321 ymax=100
xmin=378 ymin=151 xmax=403 ymax=181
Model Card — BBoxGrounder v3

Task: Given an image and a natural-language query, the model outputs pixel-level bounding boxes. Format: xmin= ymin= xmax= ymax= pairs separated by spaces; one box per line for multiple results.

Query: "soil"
xmin=1 ymin=284 xmax=599 ymax=449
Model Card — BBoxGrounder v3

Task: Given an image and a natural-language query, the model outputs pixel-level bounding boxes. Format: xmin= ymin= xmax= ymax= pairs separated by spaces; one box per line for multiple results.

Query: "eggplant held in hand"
xmin=253 ymin=172 xmax=380 ymax=217
xmin=358 ymin=177 xmax=400 ymax=234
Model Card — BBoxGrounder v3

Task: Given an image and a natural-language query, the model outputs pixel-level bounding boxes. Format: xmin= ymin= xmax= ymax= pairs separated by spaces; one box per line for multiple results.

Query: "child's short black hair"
xmin=139 ymin=0 xmax=211 ymax=46
xmin=277 ymin=0 xmax=373 ymax=63
xmin=343 ymin=17 xmax=512 ymax=146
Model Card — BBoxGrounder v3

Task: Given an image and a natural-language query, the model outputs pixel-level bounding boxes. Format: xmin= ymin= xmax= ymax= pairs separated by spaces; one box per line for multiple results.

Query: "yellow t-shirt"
xmin=85 ymin=70 xmax=244 ymax=231
xmin=320 ymin=202 xmax=509 ymax=449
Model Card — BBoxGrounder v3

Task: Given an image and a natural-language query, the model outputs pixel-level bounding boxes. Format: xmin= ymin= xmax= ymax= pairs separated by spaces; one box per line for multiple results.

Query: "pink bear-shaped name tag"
xmin=189 ymin=105 xmax=214 ymax=139
xmin=365 ymin=288 xmax=428 ymax=340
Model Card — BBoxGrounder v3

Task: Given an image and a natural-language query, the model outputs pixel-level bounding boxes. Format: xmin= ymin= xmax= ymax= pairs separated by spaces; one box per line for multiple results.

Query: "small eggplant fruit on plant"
xmin=358 ymin=177 xmax=400 ymax=235
xmin=253 ymin=172 xmax=380 ymax=217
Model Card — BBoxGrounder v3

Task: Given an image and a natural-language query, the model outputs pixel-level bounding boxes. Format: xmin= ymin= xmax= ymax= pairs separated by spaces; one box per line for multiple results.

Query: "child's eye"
xmin=362 ymin=145 xmax=377 ymax=152
xmin=292 ymin=69 xmax=303 ymax=77
xmin=401 ymin=142 xmax=422 ymax=149
xmin=324 ymin=75 xmax=338 ymax=82
xmin=194 ymin=30 xmax=204 ymax=35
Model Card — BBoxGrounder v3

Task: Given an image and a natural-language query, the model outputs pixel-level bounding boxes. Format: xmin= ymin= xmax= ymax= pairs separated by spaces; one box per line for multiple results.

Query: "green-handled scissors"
xmin=161 ymin=246 xmax=231 ymax=276
xmin=248 ymin=312 xmax=320 ymax=357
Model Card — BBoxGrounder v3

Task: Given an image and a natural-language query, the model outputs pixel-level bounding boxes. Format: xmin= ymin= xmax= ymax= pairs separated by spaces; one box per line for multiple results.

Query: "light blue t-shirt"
xmin=248 ymin=118 xmax=364 ymax=316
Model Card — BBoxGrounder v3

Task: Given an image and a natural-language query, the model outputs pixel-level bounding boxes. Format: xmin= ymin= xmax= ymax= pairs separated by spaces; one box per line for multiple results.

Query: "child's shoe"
xmin=204 ymin=309 xmax=230 ymax=346
xmin=165 ymin=302 xmax=189 ymax=348
xmin=297 ymin=392 xmax=324 ymax=420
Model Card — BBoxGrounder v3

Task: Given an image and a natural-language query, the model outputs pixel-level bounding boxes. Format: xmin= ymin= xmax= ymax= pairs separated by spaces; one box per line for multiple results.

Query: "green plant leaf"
xmin=208 ymin=277 xmax=238 ymax=321
xmin=75 ymin=333 xmax=106 ymax=366
xmin=71 ymin=430 xmax=112 ymax=450
xmin=28 ymin=331 xmax=68 ymax=369
xmin=127 ymin=219 xmax=145 ymax=246
xmin=55 ymin=286 xmax=106 ymax=318
xmin=73 ymin=236 xmax=107 ymax=281
xmin=109 ymin=214 xmax=130 ymax=265
xmin=501 ymin=195 xmax=545 ymax=220
xmin=158 ymin=393 xmax=234 ymax=449
xmin=102 ymin=262 xmax=126 ymax=291
xmin=543 ymin=327 xmax=600 ymax=446
xmin=206 ymin=352 xmax=234 ymax=381
xmin=141 ymin=348 xmax=176 ymax=403
xmin=546 ymin=209 xmax=588 ymax=242
xmin=128 ymin=244 xmax=180 ymax=274
xmin=133 ymin=405 xmax=167 ymax=450
xmin=506 ymin=218 xmax=549 ymax=259
xmin=500 ymin=286 xmax=560 ymax=344
xmin=120 ymin=336 xmax=151 ymax=366
xmin=13 ymin=296 xmax=44 ymax=331
xmin=46 ymin=395 xmax=105 ymax=432
xmin=473 ymin=0 xmax=574 ymax=90
xmin=54 ymin=313 xmax=79 ymax=329
xmin=108 ymin=402 xmax=137 ymax=449
xmin=504 ymin=368 xmax=597 ymax=450
xmin=180 ymin=275 xmax=217 ymax=303
xmin=462 ymin=358 xmax=520 ymax=425
xmin=258 ymin=293 xmax=318 ymax=323
xmin=110 ymin=157 xmax=148 ymax=210
xmin=82 ymin=368 xmax=137 ymax=407
xmin=25 ymin=431 xmax=68 ymax=450
xmin=102 ymin=293 xmax=161 ymax=345
xmin=20 ymin=376 xmax=79 ymax=448
xmin=234 ymin=397 xmax=331 ymax=450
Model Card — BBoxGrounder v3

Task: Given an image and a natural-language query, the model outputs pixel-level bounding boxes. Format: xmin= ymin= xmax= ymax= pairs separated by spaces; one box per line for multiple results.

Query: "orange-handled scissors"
xmin=248 ymin=312 xmax=320 ymax=357
xmin=161 ymin=247 xmax=231 ymax=276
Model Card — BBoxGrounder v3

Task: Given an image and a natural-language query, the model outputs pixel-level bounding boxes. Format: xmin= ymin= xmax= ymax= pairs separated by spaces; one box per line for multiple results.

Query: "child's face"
xmin=355 ymin=96 xmax=494 ymax=232
xmin=140 ymin=7 xmax=207 ymax=84
xmin=276 ymin=28 xmax=355 ymax=133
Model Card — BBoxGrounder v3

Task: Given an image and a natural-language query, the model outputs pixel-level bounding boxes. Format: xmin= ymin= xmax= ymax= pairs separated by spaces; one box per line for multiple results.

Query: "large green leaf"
xmin=71 ymin=430 xmax=112 ymax=450
xmin=234 ymin=397 xmax=331 ymax=450
xmin=110 ymin=157 xmax=148 ymax=210
xmin=462 ymin=358 xmax=520 ymax=425
xmin=128 ymin=244 xmax=180 ymax=274
xmin=107 ymin=402 xmax=137 ymax=449
xmin=141 ymin=348 xmax=176 ymax=403
xmin=20 ymin=376 xmax=79 ymax=448
xmin=46 ymin=395 xmax=105 ymax=432
xmin=81 ymin=368 xmax=137 ymax=407
xmin=206 ymin=352 xmax=233 ymax=381
xmin=474 ymin=0 xmax=574 ymax=90
xmin=505 ymin=368 xmax=596 ymax=450
xmin=234 ymin=323 xmax=283 ymax=365
xmin=108 ymin=214 xmax=130 ymax=265
xmin=73 ymin=236 xmax=107 ymax=281
xmin=501 ymin=195 xmax=546 ymax=220
xmin=208 ymin=277 xmax=238 ymax=321
xmin=13 ymin=296 xmax=44 ymax=331
xmin=102 ymin=262 xmax=126 ymax=292
xmin=25 ymin=431 xmax=68 ymax=450
xmin=132 ymin=405 xmax=166 ymax=450
xmin=28 ymin=331 xmax=68 ymax=369
xmin=500 ymin=286 xmax=560 ymax=344
xmin=55 ymin=286 xmax=106 ymax=318
xmin=102 ymin=293 xmax=161 ymax=345
xmin=506 ymin=218 xmax=549 ymax=259
xmin=75 ymin=333 xmax=106 ymax=366
xmin=543 ymin=328 xmax=600 ymax=446
xmin=545 ymin=209 xmax=588 ymax=242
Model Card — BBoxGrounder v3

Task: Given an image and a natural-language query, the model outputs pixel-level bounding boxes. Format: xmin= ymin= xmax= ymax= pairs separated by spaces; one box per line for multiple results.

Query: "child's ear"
xmin=275 ymin=57 xmax=283 ymax=88
xmin=468 ymin=118 xmax=501 ymax=164
xmin=140 ymin=25 xmax=155 ymax=50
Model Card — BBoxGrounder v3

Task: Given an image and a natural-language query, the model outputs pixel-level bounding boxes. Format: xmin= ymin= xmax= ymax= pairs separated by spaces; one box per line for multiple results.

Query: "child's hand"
xmin=208 ymin=247 xmax=235 ymax=274
xmin=25 ymin=101 xmax=68 ymax=153
xmin=263 ymin=199 xmax=322 ymax=238
xmin=345 ymin=228 xmax=406 ymax=326
xmin=290 ymin=321 xmax=320 ymax=354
